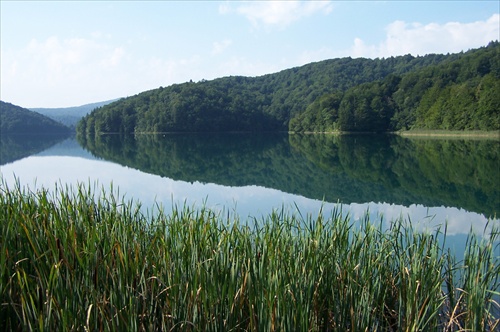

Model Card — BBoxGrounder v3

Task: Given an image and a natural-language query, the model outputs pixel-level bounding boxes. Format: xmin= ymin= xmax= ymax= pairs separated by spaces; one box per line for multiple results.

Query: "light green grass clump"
xmin=0 ymin=181 xmax=498 ymax=331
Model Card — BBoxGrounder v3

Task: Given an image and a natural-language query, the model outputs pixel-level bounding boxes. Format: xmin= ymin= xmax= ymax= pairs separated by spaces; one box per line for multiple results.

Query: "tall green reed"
xmin=1 ymin=180 xmax=498 ymax=331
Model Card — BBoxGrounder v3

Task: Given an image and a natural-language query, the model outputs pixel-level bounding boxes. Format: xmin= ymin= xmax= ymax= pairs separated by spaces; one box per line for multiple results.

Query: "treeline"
xmin=0 ymin=101 xmax=71 ymax=135
xmin=75 ymin=42 xmax=497 ymax=136
xmin=290 ymin=41 xmax=499 ymax=132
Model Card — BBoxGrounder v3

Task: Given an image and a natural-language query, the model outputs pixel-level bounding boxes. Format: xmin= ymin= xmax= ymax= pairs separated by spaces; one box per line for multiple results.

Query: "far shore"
xmin=395 ymin=130 xmax=500 ymax=139
xmin=97 ymin=130 xmax=500 ymax=140
xmin=289 ymin=130 xmax=500 ymax=139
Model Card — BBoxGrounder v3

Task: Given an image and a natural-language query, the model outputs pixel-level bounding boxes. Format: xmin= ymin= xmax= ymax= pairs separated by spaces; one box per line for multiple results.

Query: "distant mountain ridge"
xmin=30 ymin=99 xmax=119 ymax=128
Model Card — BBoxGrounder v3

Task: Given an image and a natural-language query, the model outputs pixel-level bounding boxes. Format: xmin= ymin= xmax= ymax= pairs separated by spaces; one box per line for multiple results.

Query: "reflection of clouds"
xmin=343 ymin=202 xmax=498 ymax=236
xmin=1 ymin=155 xmax=498 ymax=237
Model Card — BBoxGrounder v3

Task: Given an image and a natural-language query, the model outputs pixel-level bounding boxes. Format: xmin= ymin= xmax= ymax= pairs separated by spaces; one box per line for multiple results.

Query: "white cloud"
xmin=224 ymin=0 xmax=333 ymax=29
xmin=351 ymin=13 xmax=500 ymax=58
xmin=138 ymin=55 xmax=203 ymax=85
xmin=19 ymin=36 xmax=125 ymax=81
xmin=295 ymin=14 xmax=500 ymax=65
xmin=218 ymin=2 xmax=231 ymax=15
xmin=0 ymin=36 xmax=133 ymax=107
xmin=1 ymin=32 xmax=226 ymax=107
xmin=1 ymin=34 xmax=204 ymax=107
xmin=211 ymin=39 xmax=232 ymax=55
xmin=105 ymin=47 xmax=125 ymax=67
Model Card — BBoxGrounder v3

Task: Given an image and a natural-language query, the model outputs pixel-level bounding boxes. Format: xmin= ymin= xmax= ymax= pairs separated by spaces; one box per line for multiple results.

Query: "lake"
xmin=1 ymin=133 xmax=499 ymax=245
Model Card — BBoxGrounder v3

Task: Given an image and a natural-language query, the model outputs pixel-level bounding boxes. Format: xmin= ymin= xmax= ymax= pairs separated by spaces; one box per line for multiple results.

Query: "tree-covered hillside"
xmin=290 ymin=41 xmax=499 ymax=132
xmin=0 ymin=101 xmax=71 ymax=135
xmin=77 ymin=42 xmax=499 ymax=136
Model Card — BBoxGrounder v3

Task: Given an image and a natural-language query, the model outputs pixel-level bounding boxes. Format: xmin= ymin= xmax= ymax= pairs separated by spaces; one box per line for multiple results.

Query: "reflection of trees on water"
xmin=0 ymin=134 xmax=70 ymax=166
xmin=78 ymin=133 xmax=499 ymax=218
xmin=291 ymin=134 xmax=499 ymax=218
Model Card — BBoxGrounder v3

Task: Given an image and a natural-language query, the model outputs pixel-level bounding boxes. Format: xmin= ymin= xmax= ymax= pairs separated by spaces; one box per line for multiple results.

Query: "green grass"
xmin=396 ymin=129 xmax=500 ymax=140
xmin=1 ymin=180 xmax=499 ymax=331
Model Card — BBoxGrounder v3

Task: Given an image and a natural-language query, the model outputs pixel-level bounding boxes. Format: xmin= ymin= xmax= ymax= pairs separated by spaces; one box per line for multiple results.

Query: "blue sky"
xmin=1 ymin=1 xmax=499 ymax=108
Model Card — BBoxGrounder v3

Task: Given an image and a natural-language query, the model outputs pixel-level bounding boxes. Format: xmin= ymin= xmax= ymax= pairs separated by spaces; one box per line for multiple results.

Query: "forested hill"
xmin=1 ymin=101 xmax=71 ymax=135
xmin=291 ymin=41 xmax=499 ymax=132
xmin=77 ymin=41 xmax=499 ymax=135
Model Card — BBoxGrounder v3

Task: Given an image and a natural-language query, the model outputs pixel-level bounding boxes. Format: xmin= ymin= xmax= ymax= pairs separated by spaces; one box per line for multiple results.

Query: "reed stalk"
xmin=1 ymin=180 xmax=498 ymax=331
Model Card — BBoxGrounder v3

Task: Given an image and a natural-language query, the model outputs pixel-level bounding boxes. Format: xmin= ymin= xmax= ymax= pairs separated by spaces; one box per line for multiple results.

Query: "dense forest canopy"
xmin=77 ymin=41 xmax=499 ymax=136
xmin=291 ymin=41 xmax=499 ymax=132
xmin=0 ymin=101 xmax=71 ymax=135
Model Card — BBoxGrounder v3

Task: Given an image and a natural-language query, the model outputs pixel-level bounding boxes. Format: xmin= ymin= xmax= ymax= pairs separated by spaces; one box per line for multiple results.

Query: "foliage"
xmin=75 ymin=42 xmax=495 ymax=136
xmin=291 ymin=41 xmax=500 ymax=132
xmin=0 ymin=101 xmax=71 ymax=135
xmin=1 ymin=181 xmax=498 ymax=331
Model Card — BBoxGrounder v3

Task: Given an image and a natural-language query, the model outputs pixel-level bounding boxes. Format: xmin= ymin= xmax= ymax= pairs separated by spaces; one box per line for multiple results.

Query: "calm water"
xmin=1 ymin=133 xmax=499 ymax=241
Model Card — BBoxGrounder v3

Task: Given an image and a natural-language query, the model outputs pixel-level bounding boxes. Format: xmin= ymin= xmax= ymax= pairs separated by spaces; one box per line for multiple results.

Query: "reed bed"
xmin=0 ymin=181 xmax=498 ymax=331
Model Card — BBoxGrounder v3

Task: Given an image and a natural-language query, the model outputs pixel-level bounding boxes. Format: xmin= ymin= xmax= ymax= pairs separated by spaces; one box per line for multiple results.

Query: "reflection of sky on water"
xmin=1 ymin=154 xmax=498 ymax=238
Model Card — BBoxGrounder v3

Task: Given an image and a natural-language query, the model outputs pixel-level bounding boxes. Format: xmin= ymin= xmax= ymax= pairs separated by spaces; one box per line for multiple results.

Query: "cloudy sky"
xmin=1 ymin=1 xmax=498 ymax=108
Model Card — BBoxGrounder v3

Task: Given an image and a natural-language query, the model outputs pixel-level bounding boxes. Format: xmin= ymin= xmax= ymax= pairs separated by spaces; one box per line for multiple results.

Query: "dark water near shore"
xmin=1 ymin=133 xmax=499 ymax=240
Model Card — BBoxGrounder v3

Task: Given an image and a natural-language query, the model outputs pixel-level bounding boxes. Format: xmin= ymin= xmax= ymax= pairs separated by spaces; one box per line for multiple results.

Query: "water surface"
xmin=1 ymin=133 xmax=498 ymax=239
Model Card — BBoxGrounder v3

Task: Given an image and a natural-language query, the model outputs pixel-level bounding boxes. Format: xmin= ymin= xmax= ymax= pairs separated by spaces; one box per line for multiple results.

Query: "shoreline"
xmin=289 ymin=130 xmax=500 ymax=139
xmin=395 ymin=130 xmax=500 ymax=139
xmin=96 ymin=130 xmax=500 ymax=139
